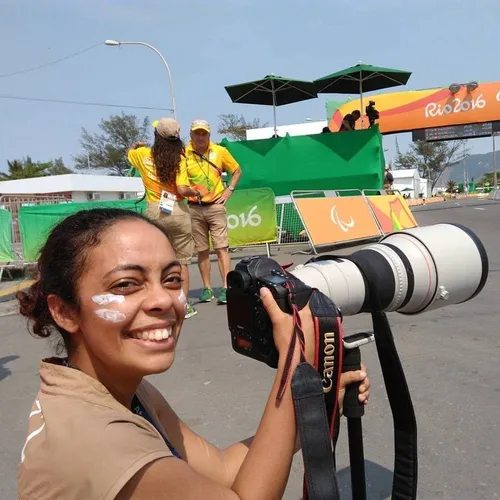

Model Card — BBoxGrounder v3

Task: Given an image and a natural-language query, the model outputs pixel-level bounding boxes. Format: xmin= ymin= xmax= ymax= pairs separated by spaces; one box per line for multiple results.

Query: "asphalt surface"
xmin=1 ymin=198 xmax=499 ymax=499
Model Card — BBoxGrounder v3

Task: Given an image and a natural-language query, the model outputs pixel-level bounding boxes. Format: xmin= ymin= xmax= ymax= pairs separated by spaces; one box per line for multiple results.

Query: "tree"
xmin=394 ymin=139 xmax=469 ymax=191
xmin=217 ymin=113 xmax=268 ymax=141
xmin=480 ymin=172 xmax=496 ymax=186
xmin=446 ymin=180 xmax=458 ymax=193
xmin=74 ymin=112 xmax=150 ymax=176
xmin=0 ymin=156 xmax=72 ymax=180
xmin=46 ymin=158 xmax=73 ymax=176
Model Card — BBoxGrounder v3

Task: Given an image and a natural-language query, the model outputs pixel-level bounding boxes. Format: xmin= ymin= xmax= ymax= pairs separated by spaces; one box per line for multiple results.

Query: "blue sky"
xmin=1 ymin=0 xmax=499 ymax=174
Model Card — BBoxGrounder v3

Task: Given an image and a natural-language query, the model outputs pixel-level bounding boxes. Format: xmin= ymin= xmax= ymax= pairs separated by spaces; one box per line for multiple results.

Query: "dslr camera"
xmin=227 ymin=224 xmax=488 ymax=367
xmin=226 ymin=256 xmax=315 ymax=368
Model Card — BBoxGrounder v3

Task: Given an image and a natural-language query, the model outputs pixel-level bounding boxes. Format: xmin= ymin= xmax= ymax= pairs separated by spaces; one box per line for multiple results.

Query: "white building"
xmin=0 ymin=174 xmax=144 ymax=202
xmin=392 ymin=169 xmax=429 ymax=198
xmin=246 ymin=120 xmax=328 ymax=140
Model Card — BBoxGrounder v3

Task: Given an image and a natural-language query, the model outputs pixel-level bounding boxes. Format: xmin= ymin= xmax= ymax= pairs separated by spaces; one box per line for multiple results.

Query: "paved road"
xmin=1 ymin=198 xmax=499 ymax=499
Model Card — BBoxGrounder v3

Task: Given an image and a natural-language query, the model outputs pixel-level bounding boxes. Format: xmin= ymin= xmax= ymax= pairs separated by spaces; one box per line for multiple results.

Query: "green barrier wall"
xmin=19 ymin=190 xmax=277 ymax=262
xmin=220 ymin=126 xmax=385 ymax=197
xmin=0 ymin=209 xmax=15 ymax=263
xmin=19 ymin=200 xmax=146 ymax=262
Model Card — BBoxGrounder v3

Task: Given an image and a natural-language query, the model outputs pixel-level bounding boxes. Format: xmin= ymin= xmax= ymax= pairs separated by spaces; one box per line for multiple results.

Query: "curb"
xmin=0 ymin=280 xmax=35 ymax=304
xmin=0 ymin=304 xmax=19 ymax=318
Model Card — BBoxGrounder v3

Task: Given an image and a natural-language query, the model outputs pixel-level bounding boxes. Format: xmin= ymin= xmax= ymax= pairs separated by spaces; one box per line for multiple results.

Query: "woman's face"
xmin=70 ymin=218 xmax=186 ymax=378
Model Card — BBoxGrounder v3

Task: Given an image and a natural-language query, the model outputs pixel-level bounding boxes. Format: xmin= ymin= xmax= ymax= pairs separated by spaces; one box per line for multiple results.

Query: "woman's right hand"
xmin=259 ymin=287 xmax=316 ymax=367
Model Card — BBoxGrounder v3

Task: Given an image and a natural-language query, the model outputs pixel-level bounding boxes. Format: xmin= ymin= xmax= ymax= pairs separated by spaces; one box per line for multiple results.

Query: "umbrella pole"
xmin=271 ymin=79 xmax=278 ymax=135
xmin=359 ymin=74 xmax=364 ymax=129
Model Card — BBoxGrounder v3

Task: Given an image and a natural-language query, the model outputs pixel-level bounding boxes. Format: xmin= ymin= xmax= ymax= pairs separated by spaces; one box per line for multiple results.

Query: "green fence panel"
xmin=0 ymin=209 xmax=14 ymax=263
xmin=226 ymin=187 xmax=277 ymax=246
xmin=18 ymin=190 xmax=278 ymax=262
xmin=19 ymin=200 xmax=146 ymax=262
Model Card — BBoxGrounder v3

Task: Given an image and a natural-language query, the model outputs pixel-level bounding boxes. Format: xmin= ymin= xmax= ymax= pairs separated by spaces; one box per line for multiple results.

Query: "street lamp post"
xmin=493 ymin=134 xmax=498 ymax=189
xmin=104 ymin=40 xmax=177 ymax=119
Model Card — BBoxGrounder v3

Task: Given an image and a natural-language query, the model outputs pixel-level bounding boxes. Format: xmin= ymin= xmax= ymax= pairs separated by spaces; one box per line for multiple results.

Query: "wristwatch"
xmin=228 ymin=186 xmax=235 ymax=192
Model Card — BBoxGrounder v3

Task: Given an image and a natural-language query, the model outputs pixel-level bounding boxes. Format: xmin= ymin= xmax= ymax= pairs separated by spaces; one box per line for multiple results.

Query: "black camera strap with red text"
xmin=277 ymin=278 xmax=344 ymax=500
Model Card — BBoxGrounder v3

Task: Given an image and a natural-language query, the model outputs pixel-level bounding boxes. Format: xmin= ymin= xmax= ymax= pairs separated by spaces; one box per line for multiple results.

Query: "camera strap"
xmin=287 ymin=289 xmax=344 ymax=500
xmin=308 ymin=254 xmax=418 ymax=500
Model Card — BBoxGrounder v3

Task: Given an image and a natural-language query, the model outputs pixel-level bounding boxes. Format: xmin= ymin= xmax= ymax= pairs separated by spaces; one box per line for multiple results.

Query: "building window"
xmin=118 ymin=192 xmax=135 ymax=200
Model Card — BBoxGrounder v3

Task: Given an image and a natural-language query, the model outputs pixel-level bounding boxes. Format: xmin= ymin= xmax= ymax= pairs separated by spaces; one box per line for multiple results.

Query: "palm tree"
xmin=446 ymin=180 xmax=457 ymax=193
xmin=0 ymin=156 xmax=72 ymax=180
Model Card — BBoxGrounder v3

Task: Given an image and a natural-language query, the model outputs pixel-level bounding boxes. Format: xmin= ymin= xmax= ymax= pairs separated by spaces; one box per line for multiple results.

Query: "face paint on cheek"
xmin=178 ymin=290 xmax=188 ymax=315
xmin=92 ymin=294 xmax=125 ymax=306
xmin=95 ymin=309 xmax=126 ymax=323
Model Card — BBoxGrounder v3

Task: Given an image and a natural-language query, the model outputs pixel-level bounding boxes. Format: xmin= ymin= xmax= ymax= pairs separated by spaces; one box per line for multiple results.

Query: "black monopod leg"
xmin=342 ymin=344 xmax=367 ymax=500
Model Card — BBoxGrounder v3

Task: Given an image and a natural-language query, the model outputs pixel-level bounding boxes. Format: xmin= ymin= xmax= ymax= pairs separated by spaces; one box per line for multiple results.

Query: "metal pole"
xmin=271 ymin=79 xmax=277 ymax=136
xmin=493 ymin=134 xmax=497 ymax=189
xmin=109 ymin=41 xmax=176 ymax=119
xmin=359 ymin=75 xmax=364 ymax=129
xmin=463 ymin=142 xmax=467 ymax=195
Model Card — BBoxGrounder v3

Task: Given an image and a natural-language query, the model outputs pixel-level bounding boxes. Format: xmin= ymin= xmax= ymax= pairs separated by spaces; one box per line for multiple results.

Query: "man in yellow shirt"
xmin=177 ymin=119 xmax=242 ymax=304
xmin=127 ymin=118 xmax=197 ymax=318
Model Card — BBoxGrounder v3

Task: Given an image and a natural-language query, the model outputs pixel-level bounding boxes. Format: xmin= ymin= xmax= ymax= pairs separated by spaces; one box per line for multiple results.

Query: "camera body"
xmin=226 ymin=256 xmax=313 ymax=368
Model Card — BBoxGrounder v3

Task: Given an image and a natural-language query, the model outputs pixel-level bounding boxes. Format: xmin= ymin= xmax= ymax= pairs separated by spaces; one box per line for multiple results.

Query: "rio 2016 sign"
xmin=425 ymin=94 xmax=487 ymax=118
xmin=329 ymin=81 xmax=500 ymax=135
xmin=227 ymin=205 xmax=262 ymax=230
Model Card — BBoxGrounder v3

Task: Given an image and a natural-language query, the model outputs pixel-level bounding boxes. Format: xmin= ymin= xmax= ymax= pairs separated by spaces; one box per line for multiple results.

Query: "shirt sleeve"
xmin=176 ymin=157 xmax=190 ymax=187
xmin=127 ymin=147 xmax=149 ymax=173
xmin=221 ymin=147 xmax=240 ymax=174
xmin=100 ymin=419 xmax=173 ymax=500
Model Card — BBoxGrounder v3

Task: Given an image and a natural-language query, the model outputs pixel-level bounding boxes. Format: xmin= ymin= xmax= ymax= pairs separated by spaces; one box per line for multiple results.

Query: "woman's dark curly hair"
xmin=16 ymin=208 xmax=168 ymax=354
xmin=151 ymin=131 xmax=185 ymax=186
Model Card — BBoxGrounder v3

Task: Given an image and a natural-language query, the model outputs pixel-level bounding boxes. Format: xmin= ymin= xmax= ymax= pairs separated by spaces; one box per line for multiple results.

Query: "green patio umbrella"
xmin=224 ymin=74 xmax=318 ymax=136
xmin=314 ymin=63 xmax=412 ymax=127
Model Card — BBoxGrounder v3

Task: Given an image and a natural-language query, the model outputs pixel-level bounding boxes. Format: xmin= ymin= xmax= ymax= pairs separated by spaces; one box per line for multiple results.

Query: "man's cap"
xmin=152 ymin=118 xmax=180 ymax=139
xmin=190 ymin=119 xmax=211 ymax=133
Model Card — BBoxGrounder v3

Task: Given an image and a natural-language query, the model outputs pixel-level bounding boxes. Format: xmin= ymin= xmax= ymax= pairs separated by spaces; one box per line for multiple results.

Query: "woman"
xmin=17 ymin=208 xmax=370 ymax=500
xmin=127 ymin=117 xmax=197 ymax=318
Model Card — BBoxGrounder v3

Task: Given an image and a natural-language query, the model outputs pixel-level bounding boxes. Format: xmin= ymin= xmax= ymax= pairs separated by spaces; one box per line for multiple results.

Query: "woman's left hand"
xmin=338 ymin=363 xmax=370 ymax=415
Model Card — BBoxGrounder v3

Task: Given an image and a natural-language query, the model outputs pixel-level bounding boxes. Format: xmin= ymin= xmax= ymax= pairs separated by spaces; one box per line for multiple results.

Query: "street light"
xmin=104 ymin=39 xmax=177 ymax=119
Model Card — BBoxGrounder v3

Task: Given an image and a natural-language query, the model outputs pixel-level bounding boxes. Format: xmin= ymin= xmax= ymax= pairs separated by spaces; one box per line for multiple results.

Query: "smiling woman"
xmin=16 ymin=208 xmax=370 ymax=500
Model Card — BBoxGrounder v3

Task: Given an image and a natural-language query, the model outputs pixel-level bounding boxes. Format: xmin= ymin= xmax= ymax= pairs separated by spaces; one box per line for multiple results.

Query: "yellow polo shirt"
xmin=177 ymin=142 xmax=240 ymax=203
xmin=127 ymin=147 xmax=182 ymax=203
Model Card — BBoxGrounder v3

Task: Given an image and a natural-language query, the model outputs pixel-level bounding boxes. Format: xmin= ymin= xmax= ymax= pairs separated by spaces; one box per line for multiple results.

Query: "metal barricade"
xmin=0 ymin=195 xmax=69 ymax=273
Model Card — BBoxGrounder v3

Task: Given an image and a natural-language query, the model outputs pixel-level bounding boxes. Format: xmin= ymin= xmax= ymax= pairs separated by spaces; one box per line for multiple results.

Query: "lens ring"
xmin=364 ymin=244 xmax=408 ymax=311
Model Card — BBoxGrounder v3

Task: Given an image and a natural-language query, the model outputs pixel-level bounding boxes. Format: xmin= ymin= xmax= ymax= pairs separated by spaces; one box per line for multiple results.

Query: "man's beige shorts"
xmin=145 ymin=201 xmax=194 ymax=265
xmin=188 ymin=203 xmax=229 ymax=252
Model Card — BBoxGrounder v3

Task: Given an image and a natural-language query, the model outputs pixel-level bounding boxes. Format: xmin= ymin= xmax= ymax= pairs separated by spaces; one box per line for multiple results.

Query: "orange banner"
xmin=329 ymin=81 xmax=500 ymax=134
xmin=366 ymin=195 xmax=418 ymax=233
xmin=294 ymin=197 xmax=381 ymax=247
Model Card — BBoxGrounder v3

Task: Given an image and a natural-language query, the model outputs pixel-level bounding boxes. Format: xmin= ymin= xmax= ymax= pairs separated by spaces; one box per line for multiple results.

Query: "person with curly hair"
xmin=17 ymin=208 xmax=371 ymax=499
xmin=127 ymin=118 xmax=198 ymax=319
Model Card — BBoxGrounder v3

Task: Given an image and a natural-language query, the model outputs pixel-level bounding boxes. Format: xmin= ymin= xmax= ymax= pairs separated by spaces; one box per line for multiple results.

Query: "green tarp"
xmin=0 ymin=209 xmax=14 ymax=263
xmin=19 ymin=200 xmax=146 ymax=262
xmin=18 ymin=191 xmax=278 ymax=262
xmin=220 ymin=126 xmax=385 ymax=197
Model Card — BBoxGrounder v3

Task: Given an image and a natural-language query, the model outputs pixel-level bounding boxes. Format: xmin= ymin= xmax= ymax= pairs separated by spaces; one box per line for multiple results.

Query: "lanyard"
xmin=193 ymin=151 xmax=212 ymax=183
xmin=131 ymin=395 xmax=182 ymax=459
